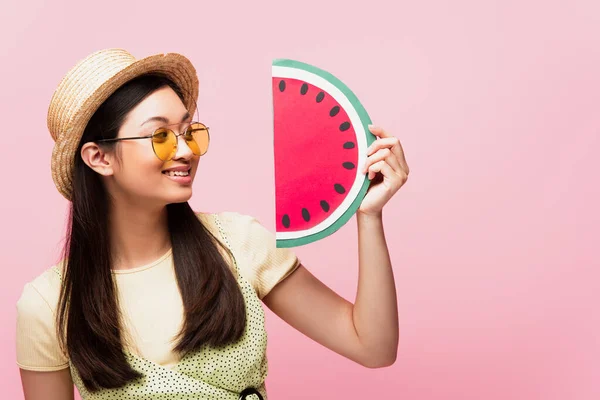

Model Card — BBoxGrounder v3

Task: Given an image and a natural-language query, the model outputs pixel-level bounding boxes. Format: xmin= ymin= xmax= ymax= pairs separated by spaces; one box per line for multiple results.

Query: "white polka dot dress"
xmin=67 ymin=214 xmax=269 ymax=399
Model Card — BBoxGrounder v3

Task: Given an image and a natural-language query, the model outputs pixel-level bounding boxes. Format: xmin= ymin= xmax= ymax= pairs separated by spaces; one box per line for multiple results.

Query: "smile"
xmin=162 ymin=170 xmax=190 ymax=177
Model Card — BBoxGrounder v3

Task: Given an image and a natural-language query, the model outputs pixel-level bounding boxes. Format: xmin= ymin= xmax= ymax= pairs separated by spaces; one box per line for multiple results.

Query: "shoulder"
xmin=195 ymin=210 xmax=264 ymax=241
xmin=17 ymin=265 xmax=63 ymax=317
xmin=196 ymin=210 xmax=300 ymax=299
xmin=16 ymin=264 xmax=69 ymax=371
xmin=196 ymin=210 xmax=255 ymax=226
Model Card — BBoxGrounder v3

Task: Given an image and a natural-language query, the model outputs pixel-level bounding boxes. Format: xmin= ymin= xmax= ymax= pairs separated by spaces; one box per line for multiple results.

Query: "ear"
xmin=80 ymin=142 xmax=116 ymax=176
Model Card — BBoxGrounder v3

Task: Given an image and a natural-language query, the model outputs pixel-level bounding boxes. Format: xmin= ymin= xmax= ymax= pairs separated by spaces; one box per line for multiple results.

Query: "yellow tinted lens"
xmin=152 ymin=128 xmax=177 ymax=161
xmin=183 ymin=131 xmax=201 ymax=155
xmin=186 ymin=123 xmax=210 ymax=156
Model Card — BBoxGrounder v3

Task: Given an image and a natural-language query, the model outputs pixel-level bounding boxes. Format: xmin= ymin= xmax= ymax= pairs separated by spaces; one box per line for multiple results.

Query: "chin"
xmin=163 ymin=188 xmax=193 ymax=204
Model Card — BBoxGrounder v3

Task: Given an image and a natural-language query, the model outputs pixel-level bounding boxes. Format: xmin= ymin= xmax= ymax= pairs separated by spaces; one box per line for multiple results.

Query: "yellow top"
xmin=16 ymin=211 xmax=300 ymax=399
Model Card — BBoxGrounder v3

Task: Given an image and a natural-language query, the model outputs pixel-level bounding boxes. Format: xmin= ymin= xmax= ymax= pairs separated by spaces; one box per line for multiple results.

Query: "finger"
xmin=362 ymin=148 xmax=402 ymax=175
xmin=366 ymin=138 xmax=406 ymax=174
xmin=368 ymin=125 xmax=394 ymax=138
xmin=367 ymin=160 xmax=384 ymax=180
xmin=367 ymin=128 xmax=409 ymax=175
xmin=367 ymin=138 xmax=398 ymax=156
xmin=368 ymin=161 xmax=407 ymax=192
xmin=367 ymin=159 xmax=399 ymax=182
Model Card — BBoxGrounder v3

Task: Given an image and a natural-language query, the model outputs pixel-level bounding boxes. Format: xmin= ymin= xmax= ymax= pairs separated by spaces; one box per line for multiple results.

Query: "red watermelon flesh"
xmin=273 ymin=77 xmax=359 ymax=232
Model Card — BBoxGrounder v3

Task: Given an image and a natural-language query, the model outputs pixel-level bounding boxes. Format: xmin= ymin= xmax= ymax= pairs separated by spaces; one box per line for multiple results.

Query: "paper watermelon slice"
xmin=273 ymin=59 xmax=376 ymax=248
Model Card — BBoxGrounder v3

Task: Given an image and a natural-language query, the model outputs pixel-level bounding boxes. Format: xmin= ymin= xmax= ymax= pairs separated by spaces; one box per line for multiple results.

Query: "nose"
xmin=171 ymin=133 xmax=195 ymax=161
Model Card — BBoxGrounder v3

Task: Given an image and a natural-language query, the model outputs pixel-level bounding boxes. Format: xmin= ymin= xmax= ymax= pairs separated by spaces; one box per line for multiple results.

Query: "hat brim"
xmin=51 ymin=52 xmax=199 ymax=201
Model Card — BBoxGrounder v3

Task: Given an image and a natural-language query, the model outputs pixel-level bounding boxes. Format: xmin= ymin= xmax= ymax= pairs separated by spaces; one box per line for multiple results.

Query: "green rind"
xmin=273 ymin=59 xmax=376 ymax=248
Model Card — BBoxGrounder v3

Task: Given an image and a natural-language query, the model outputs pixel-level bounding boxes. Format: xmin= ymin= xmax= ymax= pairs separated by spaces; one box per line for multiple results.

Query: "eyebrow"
xmin=140 ymin=111 xmax=191 ymax=127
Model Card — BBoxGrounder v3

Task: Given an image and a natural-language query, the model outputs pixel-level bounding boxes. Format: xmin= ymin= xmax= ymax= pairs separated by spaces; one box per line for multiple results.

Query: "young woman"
xmin=16 ymin=49 xmax=409 ymax=400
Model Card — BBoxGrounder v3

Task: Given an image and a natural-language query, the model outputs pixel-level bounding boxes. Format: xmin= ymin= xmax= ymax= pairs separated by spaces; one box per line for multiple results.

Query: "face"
xmin=84 ymin=86 xmax=201 ymax=207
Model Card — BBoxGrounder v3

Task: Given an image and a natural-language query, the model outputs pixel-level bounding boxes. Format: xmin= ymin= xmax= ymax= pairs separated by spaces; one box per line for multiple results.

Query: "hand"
xmin=358 ymin=125 xmax=410 ymax=216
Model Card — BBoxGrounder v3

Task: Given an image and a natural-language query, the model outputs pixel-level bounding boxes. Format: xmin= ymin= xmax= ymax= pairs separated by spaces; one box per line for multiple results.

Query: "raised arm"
xmin=264 ymin=126 xmax=408 ymax=367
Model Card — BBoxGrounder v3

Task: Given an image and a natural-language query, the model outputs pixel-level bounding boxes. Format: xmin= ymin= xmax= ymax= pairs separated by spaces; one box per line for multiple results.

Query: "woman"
xmin=16 ymin=49 xmax=409 ymax=399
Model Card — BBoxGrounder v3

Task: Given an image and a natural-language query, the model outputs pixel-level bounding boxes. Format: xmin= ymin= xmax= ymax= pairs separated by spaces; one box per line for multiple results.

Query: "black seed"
xmin=279 ymin=80 xmax=286 ymax=92
xmin=301 ymin=208 xmax=310 ymax=222
xmin=320 ymin=200 xmax=330 ymax=212
xmin=316 ymin=92 xmax=325 ymax=103
xmin=300 ymin=83 xmax=308 ymax=95
xmin=330 ymin=106 xmax=340 ymax=117
xmin=343 ymin=142 xmax=355 ymax=149
xmin=334 ymin=184 xmax=346 ymax=194
xmin=282 ymin=214 xmax=290 ymax=228
xmin=340 ymin=122 xmax=351 ymax=131
xmin=343 ymin=162 xmax=355 ymax=170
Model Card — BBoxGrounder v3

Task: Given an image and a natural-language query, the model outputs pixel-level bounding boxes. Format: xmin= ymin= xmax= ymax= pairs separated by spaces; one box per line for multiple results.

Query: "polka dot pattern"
xmin=66 ymin=214 xmax=268 ymax=399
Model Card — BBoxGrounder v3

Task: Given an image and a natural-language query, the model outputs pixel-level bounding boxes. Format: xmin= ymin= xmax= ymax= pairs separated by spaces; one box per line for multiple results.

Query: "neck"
xmin=109 ymin=200 xmax=171 ymax=271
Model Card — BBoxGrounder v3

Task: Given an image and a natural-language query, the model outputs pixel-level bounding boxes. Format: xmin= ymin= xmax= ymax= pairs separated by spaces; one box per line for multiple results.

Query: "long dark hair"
xmin=56 ymin=74 xmax=246 ymax=392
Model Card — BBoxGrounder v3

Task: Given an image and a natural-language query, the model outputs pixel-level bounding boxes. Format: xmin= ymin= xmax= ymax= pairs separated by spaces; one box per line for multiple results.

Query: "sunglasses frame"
xmin=95 ymin=121 xmax=210 ymax=162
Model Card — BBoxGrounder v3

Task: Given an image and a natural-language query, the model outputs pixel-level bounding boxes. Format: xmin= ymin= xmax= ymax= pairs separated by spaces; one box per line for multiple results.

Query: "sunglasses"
xmin=95 ymin=121 xmax=210 ymax=162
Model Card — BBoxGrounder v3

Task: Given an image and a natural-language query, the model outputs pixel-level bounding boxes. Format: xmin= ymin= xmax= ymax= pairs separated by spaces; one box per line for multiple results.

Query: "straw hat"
xmin=47 ymin=48 xmax=199 ymax=200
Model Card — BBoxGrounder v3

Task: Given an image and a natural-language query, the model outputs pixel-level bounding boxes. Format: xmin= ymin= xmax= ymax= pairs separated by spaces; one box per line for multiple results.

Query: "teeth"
xmin=165 ymin=170 xmax=189 ymax=177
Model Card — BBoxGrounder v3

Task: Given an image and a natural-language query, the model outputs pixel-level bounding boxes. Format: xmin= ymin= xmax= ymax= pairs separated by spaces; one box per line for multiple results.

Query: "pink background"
xmin=1 ymin=0 xmax=599 ymax=398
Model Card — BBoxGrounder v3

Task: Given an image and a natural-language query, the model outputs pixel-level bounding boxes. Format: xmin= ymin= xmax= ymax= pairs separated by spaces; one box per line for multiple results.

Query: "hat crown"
xmin=47 ymin=48 xmax=137 ymax=142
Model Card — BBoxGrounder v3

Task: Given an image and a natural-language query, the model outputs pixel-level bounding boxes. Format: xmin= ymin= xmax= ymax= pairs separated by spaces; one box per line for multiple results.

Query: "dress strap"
xmin=211 ymin=213 xmax=242 ymax=276
xmin=51 ymin=264 xmax=63 ymax=280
